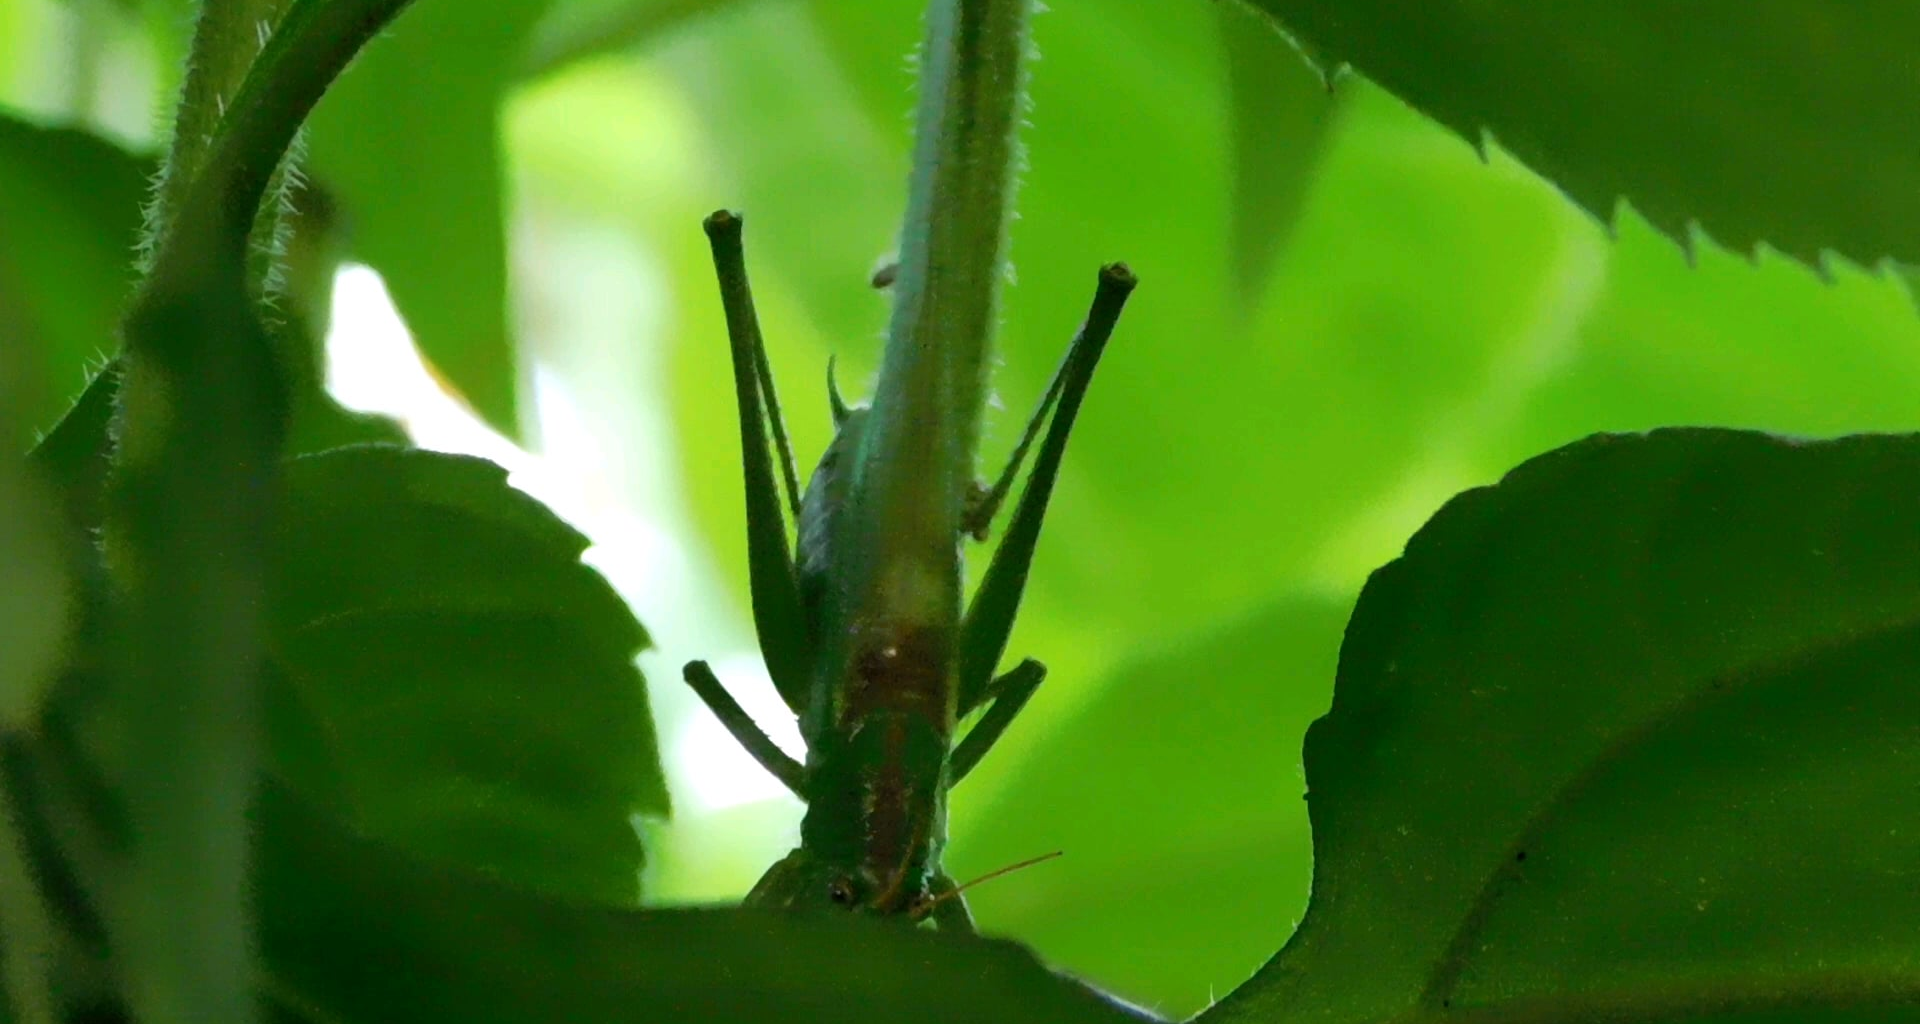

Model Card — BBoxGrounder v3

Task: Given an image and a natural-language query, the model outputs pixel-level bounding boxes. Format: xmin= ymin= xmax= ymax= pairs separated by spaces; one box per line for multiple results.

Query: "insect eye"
xmin=827 ymin=878 xmax=857 ymax=907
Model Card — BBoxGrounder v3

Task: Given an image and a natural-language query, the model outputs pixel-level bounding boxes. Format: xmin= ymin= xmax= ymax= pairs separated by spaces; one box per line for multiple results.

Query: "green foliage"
xmin=0 ymin=116 xmax=144 ymax=440
xmin=1238 ymin=0 xmax=1920 ymax=269
xmin=1208 ymin=429 xmax=1920 ymax=1024
xmin=257 ymin=779 xmax=1148 ymax=1024
xmin=272 ymin=446 xmax=665 ymax=902
xmin=302 ymin=0 xmax=553 ymax=434
xmin=3 ymin=0 xmax=1920 ymax=1021
xmin=1218 ymin=0 xmax=1341 ymax=314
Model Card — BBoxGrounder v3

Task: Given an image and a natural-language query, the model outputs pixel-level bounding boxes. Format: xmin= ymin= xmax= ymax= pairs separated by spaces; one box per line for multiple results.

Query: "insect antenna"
xmin=912 ymin=850 xmax=1064 ymax=920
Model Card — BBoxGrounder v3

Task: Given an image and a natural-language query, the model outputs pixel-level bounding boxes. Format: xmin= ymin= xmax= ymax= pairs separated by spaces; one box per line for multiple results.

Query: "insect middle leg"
xmin=949 ymin=658 xmax=1045 ymax=785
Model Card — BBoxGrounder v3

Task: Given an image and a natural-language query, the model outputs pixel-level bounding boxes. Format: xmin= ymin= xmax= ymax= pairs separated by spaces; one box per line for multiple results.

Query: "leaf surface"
xmin=1236 ymin=0 xmax=1920 ymax=268
xmin=1208 ymin=428 xmax=1920 ymax=1023
xmin=0 ymin=114 xmax=145 ymax=440
xmin=257 ymin=780 xmax=1153 ymax=1024
xmin=273 ymin=446 xmax=664 ymax=903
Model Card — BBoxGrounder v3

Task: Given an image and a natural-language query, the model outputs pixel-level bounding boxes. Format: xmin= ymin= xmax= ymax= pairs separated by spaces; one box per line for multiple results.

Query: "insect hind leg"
xmin=956 ymin=265 xmax=1137 ymax=714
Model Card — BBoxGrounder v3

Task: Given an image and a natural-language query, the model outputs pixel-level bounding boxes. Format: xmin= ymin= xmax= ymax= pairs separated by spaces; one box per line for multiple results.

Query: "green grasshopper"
xmin=683 ymin=211 xmax=1135 ymax=930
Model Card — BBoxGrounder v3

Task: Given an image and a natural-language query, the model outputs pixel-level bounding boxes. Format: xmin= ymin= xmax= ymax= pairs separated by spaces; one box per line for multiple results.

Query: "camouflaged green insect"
xmin=684 ymin=211 xmax=1134 ymax=929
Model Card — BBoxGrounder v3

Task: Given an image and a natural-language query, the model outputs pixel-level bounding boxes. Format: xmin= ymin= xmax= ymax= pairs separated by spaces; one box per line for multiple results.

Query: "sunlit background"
xmin=8 ymin=0 xmax=1920 ymax=1016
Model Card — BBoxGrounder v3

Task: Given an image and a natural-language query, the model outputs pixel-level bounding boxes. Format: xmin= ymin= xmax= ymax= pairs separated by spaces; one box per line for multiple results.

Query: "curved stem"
xmin=106 ymin=3 xmax=420 ymax=1022
xmin=145 ymin=0 xmax=421 ymax=293
xmin=143 ymin=0 xmax=295 ymax=265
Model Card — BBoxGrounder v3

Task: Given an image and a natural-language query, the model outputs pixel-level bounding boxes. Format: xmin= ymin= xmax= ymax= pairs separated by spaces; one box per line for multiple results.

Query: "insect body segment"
xmin=684 ymin=211 xmax=1135 ymax=928
xmin=794 ymin=397 xmax=865 ymax=649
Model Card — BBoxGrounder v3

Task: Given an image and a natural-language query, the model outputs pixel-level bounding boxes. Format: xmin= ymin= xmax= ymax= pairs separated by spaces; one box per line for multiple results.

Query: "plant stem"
xmin=144 ymin=0 xmax=295 ymax=270
xmin=848 ymin=0 xmax=1032 ymax=629
xmin=105 ymin=3 xmax=418 ymax=1022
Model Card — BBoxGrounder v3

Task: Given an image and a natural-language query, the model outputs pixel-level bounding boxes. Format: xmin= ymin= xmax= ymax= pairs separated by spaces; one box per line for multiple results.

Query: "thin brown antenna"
xmin=913 ymin=851 xmax=1063 ymax=919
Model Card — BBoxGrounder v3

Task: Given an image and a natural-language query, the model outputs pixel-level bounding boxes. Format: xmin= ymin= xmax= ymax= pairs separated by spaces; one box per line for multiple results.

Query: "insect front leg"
xmin=956 ymin=264 xmax=1137 ymax=716
xmin=681 ymin=661 xmax=805 ymax=796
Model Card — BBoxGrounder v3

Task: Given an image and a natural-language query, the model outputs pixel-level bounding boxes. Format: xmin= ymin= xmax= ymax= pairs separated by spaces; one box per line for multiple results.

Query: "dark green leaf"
xmin=1234 ymin=0 xmax=1920 ymax=269
xmin=1209 ymin=429 xmax=1920 ymax=1024
xmin=28 ymin=363 xmax=120 ymax=534
xmin=0 ymin=114 xmax=145 ymax=441
xmin=951 ymin=596 xmax=1347 ymax=1018
xmin=273 ymin=446 xmax=665 ymax=903
xmin=257 ymin=780 xmax=1153 ymax=1024
xmin=303 ymin=0 xmax=553 ymax=435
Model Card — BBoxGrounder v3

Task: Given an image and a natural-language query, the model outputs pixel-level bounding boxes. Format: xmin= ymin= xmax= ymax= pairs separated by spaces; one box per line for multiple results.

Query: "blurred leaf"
xmin=0 ymin=507 xmax=66 ymax=1022
xmin=1235 ymin=0 xmax=1920 ymax=269
xmin=526 ymin=0 xmax=731 ymax=79
xmin=303 ymin=0 xmax=553 ymax=435
xmin=0 ymin=458 xmax=72 ymax=735
xmin=274 ymin=181 xmax=408 ymax=454
xmin=1217 ymin=0 xmax=1341 ymax=315
xmin=1477 ymin=213 xmax=1920 ymax=477
xmin=951 ymin=596 xmax=1347 ymax=1018
xmin=273 ymin=446 xmax=665 ymax=903
xmin=1210 ymin=429 xmax=1920 ymax=1024
xmin=0 ymin=113 xmax=145 ymax=442
xmin=0 ymin=424 xmax=75 ymax=742
xmin=27 ymin=360 xmax=118 ymax=536
xmin=256 ymin=779 xmax=1153 ymax=1024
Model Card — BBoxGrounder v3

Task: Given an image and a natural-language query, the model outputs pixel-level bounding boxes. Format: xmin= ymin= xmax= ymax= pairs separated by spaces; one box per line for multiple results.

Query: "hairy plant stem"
xmin=144 ymin=0 xmax=295 ymax=271
xmin=843 ymin=0 xmax=1032 ymax=635
xmin=105 ymin=2 xmax=417 ymax=1022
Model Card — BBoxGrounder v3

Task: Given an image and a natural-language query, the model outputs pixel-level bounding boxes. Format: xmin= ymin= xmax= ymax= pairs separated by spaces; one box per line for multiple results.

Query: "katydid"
xmin=683 ymin=211 xmax=1135 ymax=928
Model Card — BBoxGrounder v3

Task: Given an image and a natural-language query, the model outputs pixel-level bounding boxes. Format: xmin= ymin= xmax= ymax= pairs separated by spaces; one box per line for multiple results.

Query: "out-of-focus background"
xmin=6 ymin=0 xmax=1919 ymax=1016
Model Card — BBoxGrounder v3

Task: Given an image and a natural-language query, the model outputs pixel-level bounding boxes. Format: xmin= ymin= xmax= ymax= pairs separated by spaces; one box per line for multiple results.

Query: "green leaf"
xmin=1217 ymin=0 xmax=1341 ymax=314
xmin=272 ymin=446 xmax=665 ymax=904
xmin=0 ymin=397 xmax=76 ymax=1024
xmin=950 ymin=596 xmax=1346 ymax=1018
xmin=1208 ymin=428 xmax=1920 ymax=1024
xmin=1233 ymin=0 xmax=1920 ymax=270
xmin=256 ymin=780 xmax=1151 ymax=1024
xmin=303 ymin=0 xmax=553 ymax=435
xmin=0 ymin=114 xmax=145 ymax=441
